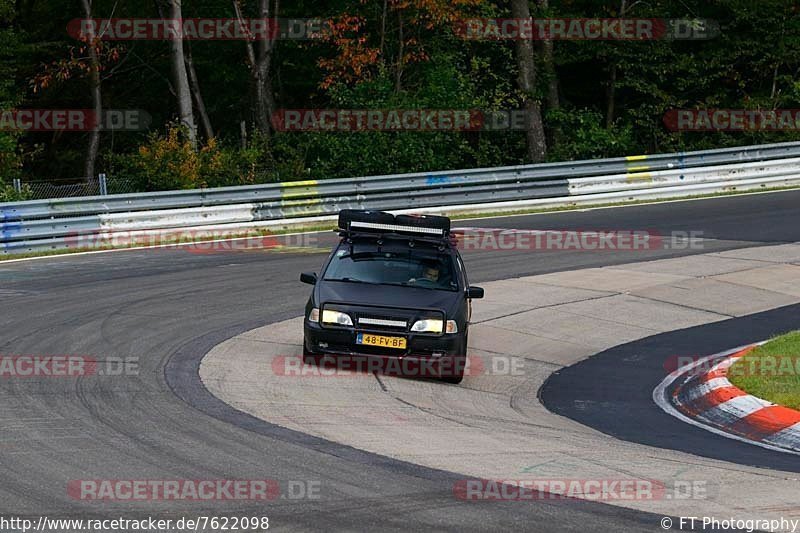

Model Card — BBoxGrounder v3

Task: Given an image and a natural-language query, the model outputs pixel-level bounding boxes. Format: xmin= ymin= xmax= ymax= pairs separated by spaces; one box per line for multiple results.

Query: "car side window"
xmin=455 ymin=254 xmax=468 ymax=288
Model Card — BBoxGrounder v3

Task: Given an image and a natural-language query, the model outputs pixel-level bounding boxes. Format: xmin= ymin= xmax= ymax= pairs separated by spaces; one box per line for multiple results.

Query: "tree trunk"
xmin=606 ymin=65 xmax=617 ymax=128
xmin=511 ymin=0 xmax=546 ymax=162
xmin=168 ymin=0 xmax=197 ymax=146
xmin=536 ymin=0 xmax=559 ymax=111
xmin=535 ymin=0 xmax=559 ymax=148
xmin=542 ymin=39 xmax=558 ymax=111
xmin=606 ymin=0 xmax=627 ymax=129
xmin=184 ymin=41 xmax=214 ymax=139
xmin=80 ymin=0 xmax=101 ymax=180
xmin=234 ymin=0 xmax=277 ymax=136
xmin=395 ymin=8 xmax=404 ymax=92
xmin=379 ymin=0 xmax=388 ymax=58
xmin=248 ymin=0 xmax=279 ymax=135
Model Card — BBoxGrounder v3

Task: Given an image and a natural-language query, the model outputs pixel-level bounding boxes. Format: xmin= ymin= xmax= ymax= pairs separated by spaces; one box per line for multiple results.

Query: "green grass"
xmin=2 ymin=183 xmax=800 ymax=262
xmin=728 ymin=331 xmax=800 ymax=410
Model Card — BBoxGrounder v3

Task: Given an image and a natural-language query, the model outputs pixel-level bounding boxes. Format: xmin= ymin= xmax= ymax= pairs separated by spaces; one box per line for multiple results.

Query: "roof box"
xmin=338 ymin=210 xmax=450 ymax=237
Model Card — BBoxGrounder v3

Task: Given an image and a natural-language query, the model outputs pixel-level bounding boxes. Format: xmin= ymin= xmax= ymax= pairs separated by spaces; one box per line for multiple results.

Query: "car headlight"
xmin=445 ymin=320 xmax=458 ymax=333
xmin=308 ymin=308 xmax=319 ymax=322
xmin=410 ymin=319 xmax=444 ymax=333
xmin=321 ymin=309 xmax=353 ymax=326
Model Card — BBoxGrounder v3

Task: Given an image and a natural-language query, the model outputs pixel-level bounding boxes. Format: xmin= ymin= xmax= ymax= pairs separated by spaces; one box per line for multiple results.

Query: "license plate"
xmin=357 ymin=333 xmax=407 ymax=349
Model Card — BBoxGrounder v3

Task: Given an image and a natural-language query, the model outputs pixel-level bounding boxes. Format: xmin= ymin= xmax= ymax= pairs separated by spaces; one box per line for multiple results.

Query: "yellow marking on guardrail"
xmin=281 ymin=180 xmax=319 ymax=187
xmin=280 ymin=198 xmax=322 ymax=207
xmin=280 ymin=180 xmax=320 ymax=199
xmin=627 ymin=165 xmax=650 ymax=172
xmin=626 ymin=172 xmax=653 ymax=182
xmin=280 ymin=180 xmax=322 ymax=216
xmin=626 ymin=155 xmax=647 ymax=161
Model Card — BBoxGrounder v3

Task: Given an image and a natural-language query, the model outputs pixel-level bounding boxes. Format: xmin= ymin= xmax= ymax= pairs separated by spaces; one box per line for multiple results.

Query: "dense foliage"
xmin=4 ymin=0 xmax=800 ymax=192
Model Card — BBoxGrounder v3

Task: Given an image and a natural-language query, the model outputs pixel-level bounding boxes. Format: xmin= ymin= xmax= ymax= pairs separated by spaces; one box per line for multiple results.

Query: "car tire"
xmin=302 ymin=343 xmax=322 ymax=366
xmin=440 ymin=355 xmax=465 ymax=384
xmin=440 ymin=332 xmax=467 ymax=384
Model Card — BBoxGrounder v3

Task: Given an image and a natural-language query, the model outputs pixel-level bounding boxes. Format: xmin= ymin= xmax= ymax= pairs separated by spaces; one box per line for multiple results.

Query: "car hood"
xmin=318 ymin=280 xmax=462 ymax=314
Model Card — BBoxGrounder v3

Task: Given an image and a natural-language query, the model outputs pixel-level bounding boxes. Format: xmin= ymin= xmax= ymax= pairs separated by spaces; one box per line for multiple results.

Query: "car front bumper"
xmin=304 ymin=320 xmax=464 ymax=357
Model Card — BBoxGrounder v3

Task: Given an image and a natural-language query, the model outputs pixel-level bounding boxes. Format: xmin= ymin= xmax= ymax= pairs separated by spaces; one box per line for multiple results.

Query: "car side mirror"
xmin=300 ymin=272 xmax=318 ymax=285
xmin=467 ymin=286 xmax=484 ymax=299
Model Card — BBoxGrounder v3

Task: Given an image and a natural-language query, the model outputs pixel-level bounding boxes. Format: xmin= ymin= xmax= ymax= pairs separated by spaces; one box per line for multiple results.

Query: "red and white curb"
xmin=653 ymin=343 xmax=800 ymax=455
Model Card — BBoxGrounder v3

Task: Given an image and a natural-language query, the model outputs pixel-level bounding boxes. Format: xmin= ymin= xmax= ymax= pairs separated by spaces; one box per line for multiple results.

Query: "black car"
xmin=300 ymin=210 xmax=484 ymax=384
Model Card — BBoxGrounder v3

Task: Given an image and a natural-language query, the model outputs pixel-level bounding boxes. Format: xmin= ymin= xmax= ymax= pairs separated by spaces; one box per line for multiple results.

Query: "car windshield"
xmin=324 ymin=247 xmax=458 ymax=291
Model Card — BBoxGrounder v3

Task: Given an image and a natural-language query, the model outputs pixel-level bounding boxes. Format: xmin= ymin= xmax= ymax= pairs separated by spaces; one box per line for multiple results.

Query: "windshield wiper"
xmin=328 ymin=277 xmax=377 ymax=284
xmin=380 ymin=281 xmax=451 ymax=291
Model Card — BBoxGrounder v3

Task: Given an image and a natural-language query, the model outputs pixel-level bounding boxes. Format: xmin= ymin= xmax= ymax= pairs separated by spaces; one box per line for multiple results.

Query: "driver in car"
xmin=422 ymin=266 xmax=440 ymax=282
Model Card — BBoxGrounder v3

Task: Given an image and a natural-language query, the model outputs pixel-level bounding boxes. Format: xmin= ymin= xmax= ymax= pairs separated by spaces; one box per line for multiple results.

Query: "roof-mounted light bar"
xmin=349 ymin=220 xmax=445 ymax=236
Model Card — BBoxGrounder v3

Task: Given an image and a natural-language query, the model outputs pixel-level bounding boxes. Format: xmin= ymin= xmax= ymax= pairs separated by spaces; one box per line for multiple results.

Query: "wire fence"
xmin=12 ymin=175 xmax=139 ymax=200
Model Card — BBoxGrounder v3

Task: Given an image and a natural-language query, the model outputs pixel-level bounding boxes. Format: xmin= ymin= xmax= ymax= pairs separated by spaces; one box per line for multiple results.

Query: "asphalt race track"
xmin=2 ymin=190 xmax=800 ymax=531
xmin=541 ymin=303 xmax=800 ymax=472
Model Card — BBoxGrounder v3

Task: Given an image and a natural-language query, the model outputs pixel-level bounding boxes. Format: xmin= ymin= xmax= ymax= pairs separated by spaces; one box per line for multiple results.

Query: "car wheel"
xmin=440 ymin=332 xmax=467 ymax=384
xmin=440 ymin=354 xmax=465 ymax=384
xmin=302 ymin=343 xmax=322 ymax=366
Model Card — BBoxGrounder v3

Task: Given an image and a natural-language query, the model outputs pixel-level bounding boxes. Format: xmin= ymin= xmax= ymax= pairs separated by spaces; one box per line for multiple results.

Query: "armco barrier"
xmin=3 ymin=141 xmax=800 ymax=254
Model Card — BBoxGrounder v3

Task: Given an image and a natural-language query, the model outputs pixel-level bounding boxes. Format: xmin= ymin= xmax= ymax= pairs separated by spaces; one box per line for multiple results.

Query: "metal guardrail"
xmin=3 ymin=141 xmax=800 ymax=254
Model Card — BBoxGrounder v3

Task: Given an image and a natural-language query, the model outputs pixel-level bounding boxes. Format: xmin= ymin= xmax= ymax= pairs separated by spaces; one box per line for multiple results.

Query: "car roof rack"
xmin=342 ymin=230 xmax=451 ymax=248
xmin=336 ymin=210 xmax=453 ymax=250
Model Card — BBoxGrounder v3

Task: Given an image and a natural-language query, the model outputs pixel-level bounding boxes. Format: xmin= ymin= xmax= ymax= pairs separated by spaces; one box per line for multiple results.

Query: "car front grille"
xmin=357 ymin=316 xmax=408 ymax=330
xmin=324 ymin=304 xmax=445 ymax=334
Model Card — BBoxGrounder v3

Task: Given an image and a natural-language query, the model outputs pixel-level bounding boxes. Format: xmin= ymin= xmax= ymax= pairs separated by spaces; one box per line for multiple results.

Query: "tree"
xmin=0 ymin=0 xmax=21 ymax=190
xmin=167 ymin=0 xmax=197 ymax=146
xmin=9 ymin=0 xmax=800 ymax=185
xmin=184 ymin=41 xmax=213 ymax=140
xmin=79 ymin=0 xmax=101 ymax=179
xmin=536 ymin=0 xmax=558 ymax=111
xmin=234 ymin=0 xmax=277 ymax=136
xmin=511 ymin=0 xmax=546 ymax=162
xmin=605 ymin=0 xmax=631 ymax=129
